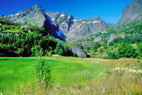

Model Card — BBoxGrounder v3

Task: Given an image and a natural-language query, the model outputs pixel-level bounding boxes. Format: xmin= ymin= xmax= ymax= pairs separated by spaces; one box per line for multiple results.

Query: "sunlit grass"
xmin=0 ymin=57 xmax=141 ymax=94
xmin=0 ymin=57 xmax=112 ymax=92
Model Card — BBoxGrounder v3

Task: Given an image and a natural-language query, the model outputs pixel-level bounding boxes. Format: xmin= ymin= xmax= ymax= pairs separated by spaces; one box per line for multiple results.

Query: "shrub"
xmin=139 ymin=62 xmax=142 ymax=67
xmin=31 ymin=45 xmax=43 ymax=56
xmin=35 ymin=59 xmax=52 ymax=88
xmin=107 ymin=43 xmax=138 ymax=59
xmin=137 ymin=43 xmax=142 ymax=58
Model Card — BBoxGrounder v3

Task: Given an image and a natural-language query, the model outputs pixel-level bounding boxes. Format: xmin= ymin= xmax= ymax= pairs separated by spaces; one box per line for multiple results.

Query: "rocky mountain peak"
xmin=119 ymin=0 xmax=142 ymax=24
xmin=32 ymin=4 xmax=41 ymax=9
xmin=7 ymin=4 xmax=47 ymax=27
xmin=6 ymin=5 xmax=113 ymax=42
xmin=85 ymin=16 xmax=103 ymax=21
xmin=46 ymin=12 xmax=112 ymax=41
xmin=7 ymin=5 xmax=66 ymax=41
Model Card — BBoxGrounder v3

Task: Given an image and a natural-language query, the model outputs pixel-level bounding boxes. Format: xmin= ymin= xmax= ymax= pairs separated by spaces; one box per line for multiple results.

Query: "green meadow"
xmin=0 ymin=57 xmax=141 ymax=95
xmin=0 ymin=57 xmax=112 ymax=90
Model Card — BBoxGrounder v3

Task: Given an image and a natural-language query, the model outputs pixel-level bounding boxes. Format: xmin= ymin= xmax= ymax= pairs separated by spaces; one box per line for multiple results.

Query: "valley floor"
xmin=0 ymin=57 xmax=142 ymax=95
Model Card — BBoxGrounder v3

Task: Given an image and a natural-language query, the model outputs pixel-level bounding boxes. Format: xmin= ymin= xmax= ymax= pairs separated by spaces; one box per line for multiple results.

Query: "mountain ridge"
xmin=6 ymin=4 xmax=113 ymax=42
xmin=46 ymin=11 xmax=113 ymax=41
xmin=7 ymin=5 xmax=66 ymax=41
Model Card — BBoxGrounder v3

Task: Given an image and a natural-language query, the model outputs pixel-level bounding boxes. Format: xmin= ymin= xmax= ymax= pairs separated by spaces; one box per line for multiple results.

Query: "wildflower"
xmin=112 ymin=67 xmax=142 ymax=74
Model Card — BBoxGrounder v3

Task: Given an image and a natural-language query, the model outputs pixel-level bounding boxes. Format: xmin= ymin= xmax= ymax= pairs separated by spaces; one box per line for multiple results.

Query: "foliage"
xmin=80 ymin=20 xmax=142 ymax=43
xmin=54 ymin=41 xmax=68 ymax=55
xmin=79 ymin=20 xmax=142 ymax=59
xmin=31 ymin=45 xmax=43 ymax=56
xmin=35 ymin=59 xmax=52 ymax=87
xmin=0 ymin=18 xmax=72 ymax=57
xmin=107 ymin=43 xmax=139 ymax=59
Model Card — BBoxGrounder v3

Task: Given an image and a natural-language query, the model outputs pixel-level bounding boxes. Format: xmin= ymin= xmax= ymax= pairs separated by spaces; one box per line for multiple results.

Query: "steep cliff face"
xmin=46 ymin=12 xmax=112 ymax=41
xmin=7 ymin=5 xmax=66 ymax=41
xmin=7 ymin=5 xmax=48 ymax=27
xmin=66 ymin=17 xmax=111 ymax=41
xmin=6 ymin=4 xmax=113 ymax=42
xmin=119 ymin=0 xmax=142 ymax=24
xmin=46 ymin=12 xmax=74 ymax=34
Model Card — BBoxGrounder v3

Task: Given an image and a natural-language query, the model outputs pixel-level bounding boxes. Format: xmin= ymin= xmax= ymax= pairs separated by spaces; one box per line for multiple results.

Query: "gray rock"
xmin=107 ymin=34 xmax=125 ymax=44
xmin=7 ymin=5 xmax=66 ymax=41
xmin=94 ymin=37 xmax=102 ymax=42
xmin=70 ymin=46 xmax=87 ymax=58
xmin=46 ymin=14 xmax=112 ymax=41
xmin=107 ymin=34 xmax=117 ymax=44
xmin=6 ymin=5 xmax=113 ymax=42
xmin=67 ymin=17 xmax=110 ymax=41
xmin=7 ymin=5 xmax=48 ymax=27
xmin=46 ymin=12 xmax=74 ymax=33
xmin=119 ymin=0 xmax=142 ymax=24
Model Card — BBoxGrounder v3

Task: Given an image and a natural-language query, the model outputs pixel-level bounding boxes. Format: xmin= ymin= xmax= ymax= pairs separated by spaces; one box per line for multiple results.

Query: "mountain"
xmin=3 ymin=5 xmax=88 ymax=57
xmin=81 ymin=20 xmax=142 ymax=43
xmin=76 ymin=0 xmax=142 ymax=58
xmin=66 ymin=17 xmax=113 ymax=41
xmin=46 ymin=12 xmax=113 ymax=41
xmin=0 ymin=15 xmax=88 ymax=57
xmin=79 ymin=0 xmax=142 ymax=45
xmin=78 ymin=19 xmax=142 ymax=58
xmin=5 ymin=5 xmax=113 ymax=57
xmin=6 ymin=5 xmax=113 ymax=42
xmin=46 ymin=12 xmax=74 ymax=34
xmin=7 ymin=5 xmax=66 ymax=41
xmin=119 ymin=0 xmax=142 ymax=24
xmin=1 ymin=1 xmax=142 ymax=58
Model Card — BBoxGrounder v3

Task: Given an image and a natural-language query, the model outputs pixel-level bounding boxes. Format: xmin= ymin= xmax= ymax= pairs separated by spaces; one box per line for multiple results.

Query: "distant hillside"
xmin=77 ymin=0 xmax=142 ymax=59
xmin=80 ymin=20 xmax=142 ymax=44
xmin=78 ymin=20 xmax=142 ymax=58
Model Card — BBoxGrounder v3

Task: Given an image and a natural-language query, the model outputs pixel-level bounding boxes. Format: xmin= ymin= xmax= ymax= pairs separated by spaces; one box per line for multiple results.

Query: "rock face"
xmin=119 ymin=0 xmax=142 ymax=24
xmin=47 ymin=12 xmax=112 ymax=41
xmin=70 ymin=46 xmax=87 ymax=58
xmin=46 ymin=12 xmax=74 ymax=34
xmin=66 ymin=17 xmax=111 ymax=41
xmin=7 ymin=5 xmax=66 ymax=41
xmin=8 ymin=5 xmax=47 ymax=27
xmin=7 ymin=5 xmax=112 ymax=42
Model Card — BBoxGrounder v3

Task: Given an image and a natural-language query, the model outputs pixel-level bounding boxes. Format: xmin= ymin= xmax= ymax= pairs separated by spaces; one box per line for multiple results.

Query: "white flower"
xmin=112 ymin=67 xmax=142 ymax=74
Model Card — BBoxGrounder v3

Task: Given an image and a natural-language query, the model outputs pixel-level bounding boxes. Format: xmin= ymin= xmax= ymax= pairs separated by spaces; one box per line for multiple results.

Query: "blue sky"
xmin=0 ymin=0 xmax=132 ymax=23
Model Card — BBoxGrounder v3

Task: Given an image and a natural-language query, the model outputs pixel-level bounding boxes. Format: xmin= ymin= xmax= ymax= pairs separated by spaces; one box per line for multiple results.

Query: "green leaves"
xmin=35 ymin=59 xmax=52 ymax=87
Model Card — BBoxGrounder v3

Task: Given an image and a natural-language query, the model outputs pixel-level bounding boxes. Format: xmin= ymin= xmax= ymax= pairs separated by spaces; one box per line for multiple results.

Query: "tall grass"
xmin=4 ymin=67 xmax=142 ymax=95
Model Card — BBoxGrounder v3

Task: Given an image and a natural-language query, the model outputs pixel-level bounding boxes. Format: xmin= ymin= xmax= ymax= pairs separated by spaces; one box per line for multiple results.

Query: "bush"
xmin=107 ymin=43 xmax=138 ymax=59
xmin=139 ymin=62 xmax=142 ymax=67
xmin=35 ymin=59 xmax=52 ymax=88
xmin=137 ymin=43 xmax=142 ymax=58
xmin=31 ymin=45 xmax=43 ymax=56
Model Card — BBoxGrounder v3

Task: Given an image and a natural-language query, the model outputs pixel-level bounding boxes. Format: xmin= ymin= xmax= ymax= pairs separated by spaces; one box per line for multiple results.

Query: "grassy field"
xmin=0 ymin=57 xmax=112 ymax=90
xmin=0 ymin=57 xmax=141 ymax=95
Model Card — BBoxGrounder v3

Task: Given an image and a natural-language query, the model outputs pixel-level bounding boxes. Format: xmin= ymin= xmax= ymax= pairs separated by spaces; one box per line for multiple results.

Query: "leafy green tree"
xmin=31 ymin=45 xmax=43 ymax=56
